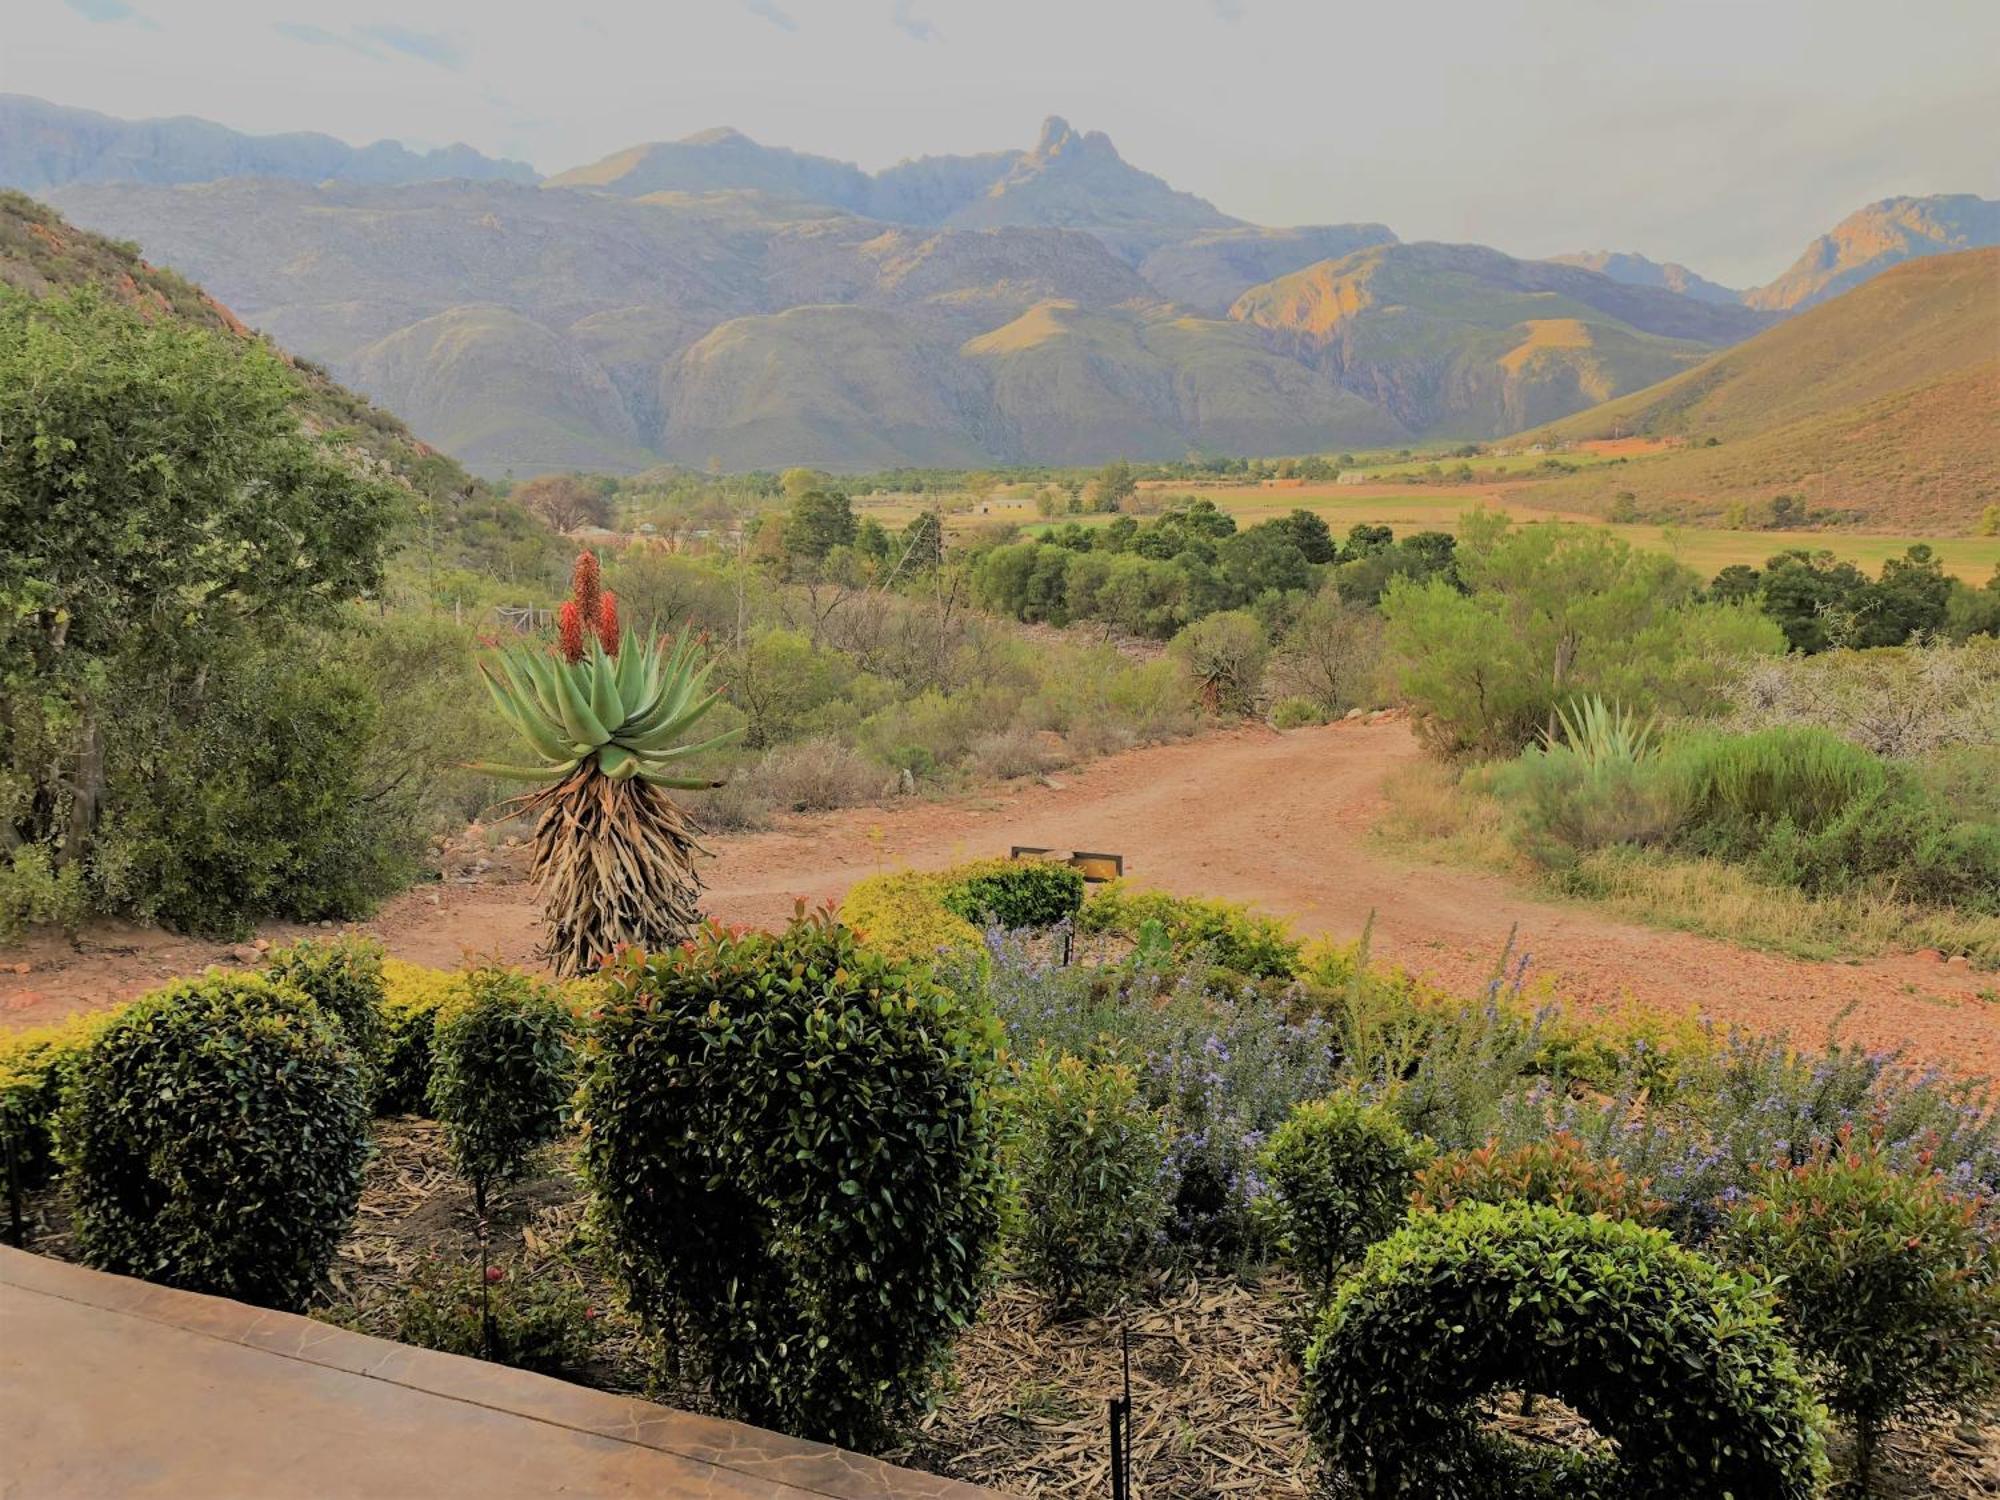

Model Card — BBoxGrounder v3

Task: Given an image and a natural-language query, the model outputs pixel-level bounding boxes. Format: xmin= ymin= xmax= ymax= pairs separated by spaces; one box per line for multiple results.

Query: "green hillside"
xmin=1522 ymin=249 xmax=2000 ymax=532
xmin=0 ymin=190 xmax=547 ymax=564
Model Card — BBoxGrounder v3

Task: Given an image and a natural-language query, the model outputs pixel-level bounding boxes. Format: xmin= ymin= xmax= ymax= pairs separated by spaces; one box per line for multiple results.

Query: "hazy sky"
xmin=9 ymin=0 xmax=1997 ymax=285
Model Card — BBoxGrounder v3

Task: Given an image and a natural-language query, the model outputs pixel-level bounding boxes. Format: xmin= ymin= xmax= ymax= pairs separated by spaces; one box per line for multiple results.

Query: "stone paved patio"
xmin=0 ymin=1247 xmax=1006 ymax=1499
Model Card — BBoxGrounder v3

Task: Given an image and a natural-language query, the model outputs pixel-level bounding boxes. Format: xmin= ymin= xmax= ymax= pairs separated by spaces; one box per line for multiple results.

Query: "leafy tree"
xmin=1217 ymin=522 xmax=1313 ymax=603
xmin=1859 ymin=544 xmax=1952 ymax=646
xmin=783 ymin=479 xmax=857 ymax=564
xmin=0 ymin=289 xmax=398 ymax=914
xmin=1759 ymin=550 xmax=1870 ymax=652
xmin=1089 ymin=459 xmax=1136 ymax=513
xmin=1381 ymin=510 xmax=1784 ymax=756
xmin=513 ymin=473 xmax=608 ymax=533
xmin=1279 ymin=508 xmax=1338 ymax=564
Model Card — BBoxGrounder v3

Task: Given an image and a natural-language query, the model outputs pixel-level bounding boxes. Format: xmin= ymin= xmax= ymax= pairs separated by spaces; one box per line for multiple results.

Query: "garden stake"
xmin=1108 ymin=1324 xmax=1133 ymax=1500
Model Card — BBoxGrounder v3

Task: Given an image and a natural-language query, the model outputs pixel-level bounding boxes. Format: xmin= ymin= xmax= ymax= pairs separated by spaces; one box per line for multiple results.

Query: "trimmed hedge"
xmin=56 ymin=972 xmax=369 ymax=1309
xmin=1 ymin=1011 xmax=116 ymax=1218
xmin=1302 ymin=1203 xmax=1828 ymax=1499
xmin=1721 ymin=1141 xmax=2000 ymax=1486
xmin=1411 ymin=1134 xmax=1664 ymax=1225
xmin=264 ymin=935 xmax=388 ymax=1099
xmin=377 ymin=958 xmax=464 ymax=1115
xmin=1079 ymin=881 xmax=1300 ymax=978
xmin=938 ymin=857 xmax=1085 ymax=930
xmin=839 ymin=870 xmax=987 ymax=972
xmin=582 ymin=912 xmax=1004 ymax=1449
xmin=1007 ymin=1049 xmax=1168 ymax=1312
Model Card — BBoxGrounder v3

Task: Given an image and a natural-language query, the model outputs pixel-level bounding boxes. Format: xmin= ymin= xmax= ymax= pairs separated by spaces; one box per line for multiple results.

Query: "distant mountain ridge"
xmin=9 ymin=94 xmax=1992 ymax=475
xmin=1546 ymin=251 xmax=1740 ymax=305
xmin=1522 ymin=248 xmax=2000 ymax=532
xmin=1742 ymin=194 xmax=2000 ymax=311
xmin=0 ymin=94 xmax=535 ymax=191
xmin=550 ymin=114 xmax=1240 ymax=260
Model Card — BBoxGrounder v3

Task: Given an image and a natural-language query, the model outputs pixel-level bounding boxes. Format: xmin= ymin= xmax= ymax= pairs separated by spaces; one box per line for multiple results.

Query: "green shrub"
xmin=1410 ymin=1133 xmax=1663 ymax=1224
xmin=1488 ymin=746 xmax=1678 ymax=866
xmin=1271 ymin=696 xmax=1327 ymax=730
xmin=1719 ymin=1138 xmax=2000 ymax=1490
xmin=376 ymin=959 xmax=463 ymax=1115
xmin=93 ymin=645 xmax=421 ymax=939
xmin=1260 ymin=1093 xmax=1428 ymax=1295
xmin=263 ymin=935 xmax=388 ymax=1099
xmin=427 ymin=968 xmax=575 ymax=1212
xmin=1079 ymin=881 xmax=1300 ymax=979
xmin=938 ymin=857 xmax=1086 ymax=930
xmin=582 ymin=913 xmax=1004 ymax=1449
xmin=56 ymin=973 xmax=369 ymax=1309
xmin=1663 ymin=726 xmax=1885 ymax=855
xmin=1302 ymin=1202 xmax=1827 ymax=1499
xmin=840 ymin=869 xmax=987 ymax=972
xmin=394 ymin=1255 xmax=597 ymax=1375
xmin=0 ymin=1010 xmax=117 ymax=1223
xmin=1006 ymin=1050 xmax=1168 ymax=1312
xmin=1169 ymin=609 xmax=1269 ymax=716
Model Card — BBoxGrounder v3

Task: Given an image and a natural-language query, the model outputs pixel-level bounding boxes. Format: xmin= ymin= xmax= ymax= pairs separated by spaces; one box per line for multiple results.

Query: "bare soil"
xmin=5 ymin=719 xmax=1997 ymax=1077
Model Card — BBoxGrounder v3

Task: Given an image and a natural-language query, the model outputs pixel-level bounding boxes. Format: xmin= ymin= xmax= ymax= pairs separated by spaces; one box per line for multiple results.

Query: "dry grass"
xmin=1565 ymin=847 xmax=2000 ymax=967
xmin=1377 ymin=763 xmax=2000 ymax=967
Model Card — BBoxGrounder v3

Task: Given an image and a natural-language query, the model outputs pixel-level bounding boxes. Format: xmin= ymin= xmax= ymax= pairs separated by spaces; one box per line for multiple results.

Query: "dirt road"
xmin=5 ymin=721 xmax=1995 ymax=1075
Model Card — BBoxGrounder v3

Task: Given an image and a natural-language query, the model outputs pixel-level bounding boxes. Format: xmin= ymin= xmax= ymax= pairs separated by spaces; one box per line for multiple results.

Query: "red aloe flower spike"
xmin=570 ymin=551 xmax=602 ymax=625
xmin=596 ymin=590 xmax=620 ymax=656
xmin=557 ymin=599 xmax=587 ymax=664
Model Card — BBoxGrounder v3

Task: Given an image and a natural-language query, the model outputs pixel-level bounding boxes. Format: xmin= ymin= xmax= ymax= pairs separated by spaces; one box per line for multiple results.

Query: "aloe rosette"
xmin=476 ymin=554 xmax=739 ymax=975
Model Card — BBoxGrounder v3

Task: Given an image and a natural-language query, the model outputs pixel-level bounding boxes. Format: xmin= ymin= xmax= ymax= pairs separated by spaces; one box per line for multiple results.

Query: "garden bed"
xmin=18 ymin=1116 xmax=1993 ymax=1498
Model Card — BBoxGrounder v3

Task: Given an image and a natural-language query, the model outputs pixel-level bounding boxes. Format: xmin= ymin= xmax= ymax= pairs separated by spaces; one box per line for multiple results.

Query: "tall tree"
xmin=0 ymin=290 xmax=399 ymax=879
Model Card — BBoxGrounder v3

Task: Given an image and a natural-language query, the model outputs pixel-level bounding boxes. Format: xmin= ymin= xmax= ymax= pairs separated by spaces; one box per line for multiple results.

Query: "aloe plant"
xmin=1546 ymin=695 xmax=1658 ymax=767
xmin=476 ymin=554 xmax=739 ymax=974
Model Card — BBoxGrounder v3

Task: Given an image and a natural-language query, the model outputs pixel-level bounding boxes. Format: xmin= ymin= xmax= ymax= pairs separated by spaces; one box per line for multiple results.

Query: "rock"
xmin=1913 ymin=948 xmax=1945 ymax=963
xmin=253 ymin=937 xmax=272 ymax=952
xmin=229 ymin=944 xmax=261 ymax=964
xmin=10 ymin=963 xmax=30 ymax=976
xmin=1946 ymin=954 xmax=1970 ymax=969
xmin=1344 ymin=707 xmax=1366 ymax=721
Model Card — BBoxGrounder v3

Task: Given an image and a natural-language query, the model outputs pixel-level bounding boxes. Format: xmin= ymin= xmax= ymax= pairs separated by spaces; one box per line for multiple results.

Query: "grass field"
xmin=856 ymin=478 xmax=1999 ymax=583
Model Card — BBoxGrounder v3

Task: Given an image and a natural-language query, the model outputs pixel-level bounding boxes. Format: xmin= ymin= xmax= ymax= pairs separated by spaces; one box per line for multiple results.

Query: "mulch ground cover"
xmin=16 ymin=1118 xmax=1999 ymax=1498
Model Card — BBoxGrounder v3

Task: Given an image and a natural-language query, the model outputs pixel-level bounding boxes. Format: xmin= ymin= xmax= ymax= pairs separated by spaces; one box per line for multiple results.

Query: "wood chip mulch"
xmin=16 ymin=1118 xmax=2000 ymax=1498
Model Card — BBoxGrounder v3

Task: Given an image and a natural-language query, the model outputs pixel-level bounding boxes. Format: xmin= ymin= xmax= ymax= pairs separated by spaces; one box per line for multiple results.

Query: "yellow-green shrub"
xmin=1080 ymin=881 xmax=1300 ymax=978
xmin=377 ymin=958 xmax=464 ymax=1114
xmin=840 ymin=870 xmax=986 ymax=973
xmin=2 ymin=1009 xmax=120 ymax=1210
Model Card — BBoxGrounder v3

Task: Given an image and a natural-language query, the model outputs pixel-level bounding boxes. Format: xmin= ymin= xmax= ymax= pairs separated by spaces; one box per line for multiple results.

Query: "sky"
xmin=8 ymin=0 xmax=1997 ymax=286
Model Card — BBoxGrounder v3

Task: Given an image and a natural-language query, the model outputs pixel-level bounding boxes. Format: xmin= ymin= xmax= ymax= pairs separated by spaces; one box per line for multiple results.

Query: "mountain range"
xmin=1523 ymin=248 xmax=1999 ymax=533
xmin=5 ymin=94 xmax=1993 ymax=477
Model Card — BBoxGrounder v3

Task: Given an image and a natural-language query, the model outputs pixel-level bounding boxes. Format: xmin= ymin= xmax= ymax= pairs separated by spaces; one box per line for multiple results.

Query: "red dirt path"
xmin=4 ymin=721 xmax=1995 ymax=1075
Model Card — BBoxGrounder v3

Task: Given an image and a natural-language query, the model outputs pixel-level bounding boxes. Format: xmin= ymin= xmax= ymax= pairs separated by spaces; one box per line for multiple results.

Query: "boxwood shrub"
xmin=1079 ymin=881 xmax=1300 ymax=978
xmin=1 ymin=1011 xmax=117 ymax=1229
xmin=376 ymin=958 xmax=464 ymax=1114
xmin=938 ymin=857 xmax=1085 ymax=930
xmin=1301 ymin=1202 xmax=1828 ymax=1499
xmin=1260 ymin=1093 xmax=1429 ymax=1296
xmin=56 ymin=972 xmax=369 ymax=1309
xmin=264 ymin=934 xmax=388 ymax=1100
xmin=582 ymin=912 xmax=1004 ymax=1449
